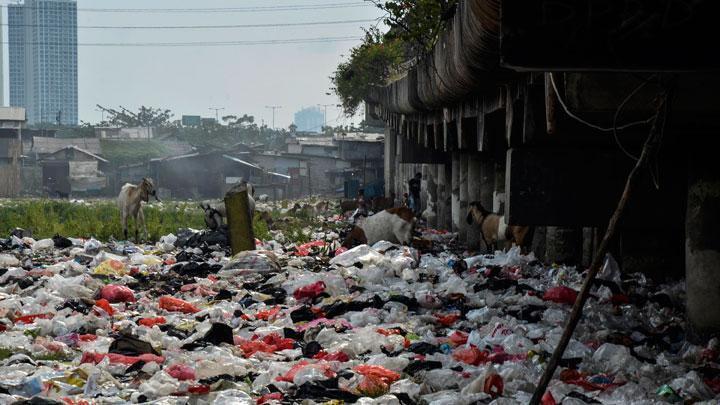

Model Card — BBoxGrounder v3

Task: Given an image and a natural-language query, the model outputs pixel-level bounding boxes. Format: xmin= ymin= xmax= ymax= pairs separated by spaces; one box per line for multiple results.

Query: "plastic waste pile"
xmin=0 ymin=211 xmax=716 ymax=404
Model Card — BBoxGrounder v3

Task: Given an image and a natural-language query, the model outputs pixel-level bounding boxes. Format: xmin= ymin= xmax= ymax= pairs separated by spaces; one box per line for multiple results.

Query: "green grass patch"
xmin=100 ymin=139 xmax=169 ymax=167
xmin=0 ymin=199 xmax=204 ymax=241
xmin=0 ymin=199 xmax=342 ymax=244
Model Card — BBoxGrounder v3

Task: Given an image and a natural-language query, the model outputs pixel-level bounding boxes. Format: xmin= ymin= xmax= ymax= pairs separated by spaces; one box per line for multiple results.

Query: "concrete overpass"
xmin=368 ymin=0 xmax=720 ymax=340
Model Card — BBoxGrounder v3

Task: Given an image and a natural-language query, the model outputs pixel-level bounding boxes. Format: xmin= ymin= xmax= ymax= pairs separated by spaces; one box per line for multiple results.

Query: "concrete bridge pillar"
xmin=467 ymin=156 xmax=483 ymax=250
xmin=384 ymin=126 xmax=396 ymax=197
xmin=545 ymin=227 xmax=583 ymax=265
xmin=438 ymin=164 xmax=452 ymax=231
xmin=479 ymin=159 xmax=495 ymax=212
xmin=459 ymin=153 xmax=469 ymax=242
xmin=423 ymin=165 xmax=438 ymax=228
xmin=686 ymin=147 xmax=720 ymax=342
xmin=451 ymin=153 xmax=461 ymax=233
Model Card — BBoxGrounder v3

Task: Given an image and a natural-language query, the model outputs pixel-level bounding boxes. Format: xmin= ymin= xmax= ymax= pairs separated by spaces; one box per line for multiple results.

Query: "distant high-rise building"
xmin=9 ymin=0 xmax=78 ymax=125
xmin=294 ymin=107 xmax=324 ymax=133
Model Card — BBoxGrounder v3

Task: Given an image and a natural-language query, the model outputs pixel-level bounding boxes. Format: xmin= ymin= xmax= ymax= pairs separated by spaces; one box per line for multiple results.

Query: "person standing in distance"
xmin=408 ymin=173 xmax=422 ymax=216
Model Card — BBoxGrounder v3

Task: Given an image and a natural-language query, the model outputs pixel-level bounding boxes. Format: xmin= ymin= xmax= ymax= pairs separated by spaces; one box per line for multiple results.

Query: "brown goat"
xmin=466 ymin=201 xmax=532 ymax=253
xmin=371 ymin=193 xmax=396 ymax=211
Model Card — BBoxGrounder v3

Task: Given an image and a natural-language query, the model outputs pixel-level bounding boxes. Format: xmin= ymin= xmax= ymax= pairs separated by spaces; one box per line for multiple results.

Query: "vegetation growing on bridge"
xmin=332 ymin=0 xmax=458 ymax=115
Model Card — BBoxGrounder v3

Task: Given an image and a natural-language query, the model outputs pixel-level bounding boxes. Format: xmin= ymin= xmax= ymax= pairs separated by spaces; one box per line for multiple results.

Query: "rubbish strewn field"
xmin=0 ymin=199 xmax=716 ymax=404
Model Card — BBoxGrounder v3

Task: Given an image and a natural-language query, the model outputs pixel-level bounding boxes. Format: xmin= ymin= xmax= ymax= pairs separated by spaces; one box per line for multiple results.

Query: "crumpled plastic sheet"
xmin=0 ymin=205 xmax=716 ymax=405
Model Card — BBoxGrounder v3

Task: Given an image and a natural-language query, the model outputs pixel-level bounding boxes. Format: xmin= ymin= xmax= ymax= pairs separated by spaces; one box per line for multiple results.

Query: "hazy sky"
xmin=3 ymin=0 xmax=384 ymax=128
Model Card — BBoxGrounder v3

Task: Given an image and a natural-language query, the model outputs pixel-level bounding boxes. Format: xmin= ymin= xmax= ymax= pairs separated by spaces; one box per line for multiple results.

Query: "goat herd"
xmin=117 ymin=178 xmax=531 ymax=253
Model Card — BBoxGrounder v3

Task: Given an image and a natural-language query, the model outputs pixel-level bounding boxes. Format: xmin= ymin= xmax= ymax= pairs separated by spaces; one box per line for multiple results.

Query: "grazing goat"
xmin=200 ymin=202 xmax=227 ymax=231
xmin=201 ymin=183 xmax=256 ymax=231
xmin=343 ymin=207 xmax=416 ymax=248
xmin=118 ymin=178 xmax=160 ymax=241
xmin=466 ymin=201 xmax=532 ymax=253
xmin=339 ymin=199 xmax=358 ymax=214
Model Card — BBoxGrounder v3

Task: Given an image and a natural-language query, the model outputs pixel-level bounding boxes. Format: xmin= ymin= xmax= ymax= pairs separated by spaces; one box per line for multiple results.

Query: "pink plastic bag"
xmin=100 ymin=284 xmax=136 ymax=303
xmin=167 ymin=364 xmax=196 ymax=381
xmin=543 ymin=286 xmax=578 ymax=304
xmin=81 ymin=352 xmax=164 ymax=365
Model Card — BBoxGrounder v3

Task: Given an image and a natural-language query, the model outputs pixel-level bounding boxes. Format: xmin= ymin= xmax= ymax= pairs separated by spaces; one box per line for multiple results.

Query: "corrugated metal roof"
xmin=44 ymin=146 xmax=109 ymax=163
xmin=222 ymin=154 xmax=262 ymax=170
xmin=222 ymin=155 xmax=291 ymax=179
xmin=296 ymin=137 xmax=336 ymax=147
xmin=33 ymin=137 xmax=102 ymax=155
xmin=334 ymin=132 xmax=385 ymax=142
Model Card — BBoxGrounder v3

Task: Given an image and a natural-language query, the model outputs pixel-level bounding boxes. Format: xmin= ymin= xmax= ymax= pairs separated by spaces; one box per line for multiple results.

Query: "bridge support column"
xmin=545 ymin=227 xmax=583 ymax=265
xmin=451 ymin=153 xmax=461 ymax=233
xmin=459 ymin=153 xmax=469 ymax=242
xmin=686 ymin=146 xmax=720 ymax=342
xmin=467 ymin=156 xmax=483 ymax=250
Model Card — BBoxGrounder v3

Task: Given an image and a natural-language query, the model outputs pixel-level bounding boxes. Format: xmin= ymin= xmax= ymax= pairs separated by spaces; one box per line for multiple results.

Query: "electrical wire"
xmin=0 ymin=36 xmax=362 ymax=47
xmin=0 ymin=2 xmax=370 ymax=13
xmin=0 ymin=18 xmax=376 ymax=30
xmin=611 ymin=76 xmax=657 ymax=161
xmin=548 ymin=73 xmax=656 ymax=133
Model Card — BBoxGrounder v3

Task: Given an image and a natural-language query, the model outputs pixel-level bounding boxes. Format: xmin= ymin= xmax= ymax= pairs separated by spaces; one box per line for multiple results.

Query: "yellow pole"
xmin=224 ymin=184 xmax=255 ymax=254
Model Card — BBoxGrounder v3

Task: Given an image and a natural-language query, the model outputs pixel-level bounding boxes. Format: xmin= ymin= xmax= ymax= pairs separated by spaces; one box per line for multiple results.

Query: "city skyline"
xmin=1 ymin=0 xmax=383 ymax=128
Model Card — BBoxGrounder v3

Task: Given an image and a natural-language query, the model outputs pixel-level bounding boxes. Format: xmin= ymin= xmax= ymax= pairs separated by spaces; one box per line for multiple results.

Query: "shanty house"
xmin=149 ymin=151 xmax=289 ymax=199
xmin=40 ymin=146 xmax=108 ymax=197
xmin=0 ymin=107 xmax=26 ymax=197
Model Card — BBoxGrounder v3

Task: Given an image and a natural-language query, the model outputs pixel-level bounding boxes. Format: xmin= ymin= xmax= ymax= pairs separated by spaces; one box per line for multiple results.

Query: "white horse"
xmin=118 ymin=178 xmax=160 ymax=241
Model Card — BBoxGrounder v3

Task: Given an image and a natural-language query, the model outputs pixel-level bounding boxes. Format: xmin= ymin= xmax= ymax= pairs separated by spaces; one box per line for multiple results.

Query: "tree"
xmin=96 ymin=105 xmax=175 ymax=128
xmin=332 ymin=28 xmax=404 ymax=116
xmin=332 ymin=1 xmax=458 ymax=116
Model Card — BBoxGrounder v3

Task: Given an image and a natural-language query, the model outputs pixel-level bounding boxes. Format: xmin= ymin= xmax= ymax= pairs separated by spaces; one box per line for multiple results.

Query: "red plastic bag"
xmin=255 ymin=306 xmax=281 ymax=321
xmin=80 ymin=352 xmax=164 ymax=365
xmin=100 ymin=284 xmax=136 ymax=303
xmin=484 ymin=373 xmax=504 ymax=398
xmin=138 ymin=316 xmax=166 ymax=327
xmin=434 ymin=313 xmax=460 ymax=327
xmin=257 ymin=393 xmax=283 ymax=404
xmin=449 ymin=330 xmax=469 ymax=346
xmin=167 ymin=364 xmax=196 ymax=381
xmin=276 ymin=360 xmax=334 ymax=383
xmin=313 ymin=351 xmax=350 ymax=362
xmin=158 ymin=296 xmax=199 ymax=314
xmin=353 ymin=365 xmax=401 ymax=384
xmin=15 ymin=313 xmax=52 ymax=324
xmin=261 ymin=333 xmax=295 ymax=351
xmin=452 ymin=345 xmax=488 ymax=366
xmin=239 ymin=340 xmax=276 ymax=357
xmin=357 ymin=374 xmax=390 ymax=398
xmin=293 ymin=281 xmax=326 ymax=301
xmin=295 ymin=241 xmax=327 ymax=256
xmin=238 ymin=334 xmax=294 ymax=358
xmin=93 ymin=299 xmax=115 ymax=316
xmin=541 ymin=391 xmax=557 ymax=405
xmin=543 ymin=286 xmax=578 ymax=304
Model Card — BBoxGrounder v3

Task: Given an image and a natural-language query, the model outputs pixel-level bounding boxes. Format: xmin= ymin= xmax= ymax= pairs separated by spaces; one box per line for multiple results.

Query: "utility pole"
xmin=265 ymin=105 xmax=282 ymax=129
xmin=317 ymin=104 xmax=333 ymax=130
xmin=209 ymin=107 xmax=225 ymax=123
xmin=95 ymin=108 xmax=105 ymax=123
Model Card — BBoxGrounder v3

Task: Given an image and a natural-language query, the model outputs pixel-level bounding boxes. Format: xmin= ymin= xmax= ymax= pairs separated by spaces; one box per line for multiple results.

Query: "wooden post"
xmin=224 ymin=183 xmax=255 ymax=255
